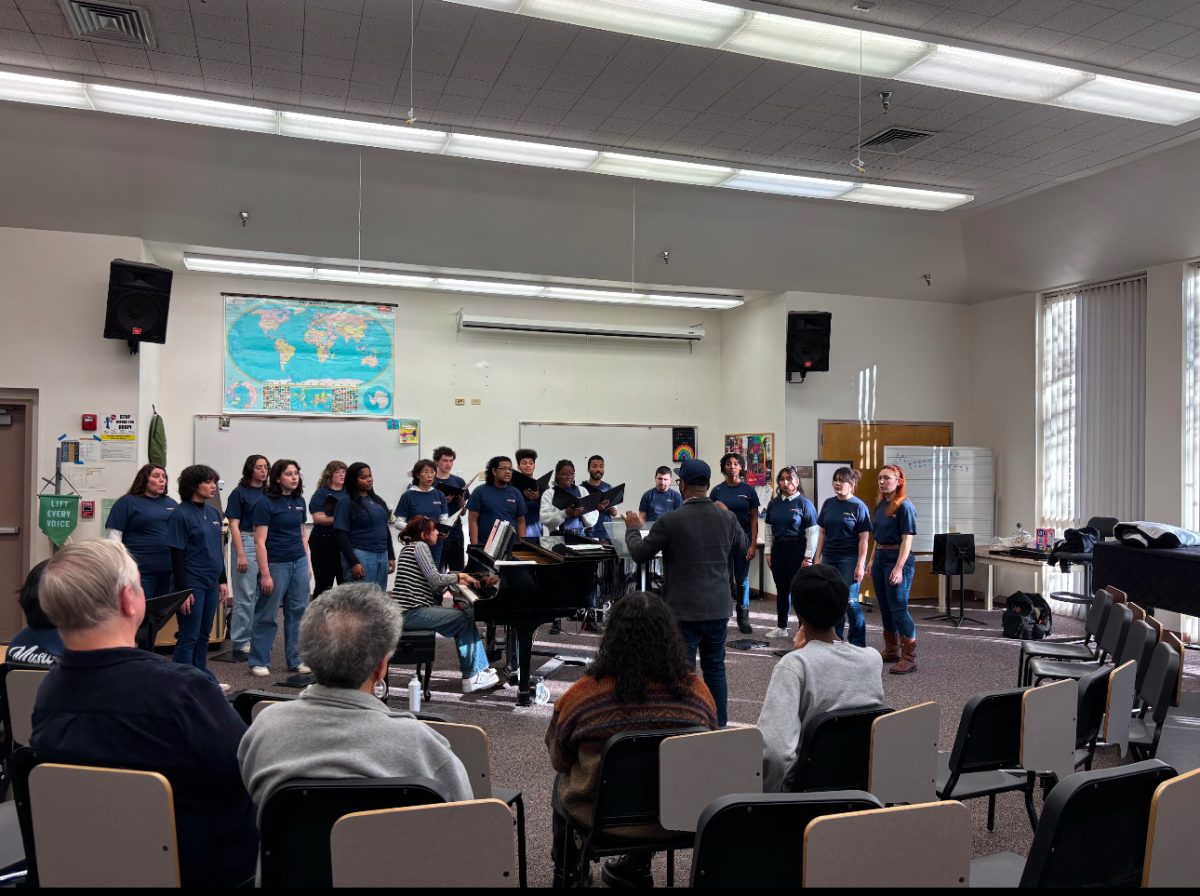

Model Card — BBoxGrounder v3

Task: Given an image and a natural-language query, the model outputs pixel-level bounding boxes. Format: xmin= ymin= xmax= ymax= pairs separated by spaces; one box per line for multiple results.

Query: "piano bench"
xmin=391 ymin=631 xmax=436 ymax=701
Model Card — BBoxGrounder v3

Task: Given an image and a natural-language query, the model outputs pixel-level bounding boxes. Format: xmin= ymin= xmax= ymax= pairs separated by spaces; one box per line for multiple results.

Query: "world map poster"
xmin=223 ymin=295 xmax=396 ymax=416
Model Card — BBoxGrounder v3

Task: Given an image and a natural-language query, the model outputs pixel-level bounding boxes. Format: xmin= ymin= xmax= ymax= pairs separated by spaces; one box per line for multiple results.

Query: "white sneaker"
xmin=218 ymin=682 xmax=232 ymax=693
xmin=462 ymin=668 xmax=501 ymax=694
xmin=249 ymin=666 xmax=270 ymax=677
xmin=238 ymin=644 xmax=251 ymax=654
xmin=765 ymin=627 xmax=790 ymax=640
xmin=289 ymin=663 xmax=311 ymax=674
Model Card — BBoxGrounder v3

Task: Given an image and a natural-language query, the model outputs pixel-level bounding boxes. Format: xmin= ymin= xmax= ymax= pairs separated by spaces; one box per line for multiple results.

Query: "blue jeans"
xmin=872 ymin=550 xmax=916 ymax=639
xmin=825 ymin=553 xmax=866 ymax=647
xmin=174 ymin=584 xmax=218 ymax=683
xmin=403 ymin=604 xmax=488 ymax=677
xmin=345 ymin=548 xmax=389 ymax=592
xmin=525 ymin=520 xmax=543 ymax=538
xmin=679 ymin=618 xmax=729 ymax=727
xmin=139 ymin=569 xmax=173 ymax=600
xmin=251 ymin=555 xmax=310 ymax=669
xmin=229 ymin=532 xmax=258 ymax=648
xmin=768 ymin=539 xmax=805 ymax=629
xmin=732 ymin=535 xmax=751 ymax=609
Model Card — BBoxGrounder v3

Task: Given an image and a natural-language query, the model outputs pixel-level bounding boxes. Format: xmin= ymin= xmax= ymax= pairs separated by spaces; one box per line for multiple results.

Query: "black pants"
xmin=309 ymin=533 xmax=345 ymax=598
xmin=769 ymin=539 xmax=806 ymax=628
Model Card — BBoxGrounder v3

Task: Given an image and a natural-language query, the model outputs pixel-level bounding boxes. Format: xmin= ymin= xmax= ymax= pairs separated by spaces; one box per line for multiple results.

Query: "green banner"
xmin=39 ymin=494 xmax=80 ymax=547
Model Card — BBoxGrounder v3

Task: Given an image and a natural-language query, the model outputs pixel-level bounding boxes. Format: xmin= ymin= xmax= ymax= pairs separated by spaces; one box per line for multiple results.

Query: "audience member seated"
xmin=757 ymin=564 xmax=886 ymax=792
xmin=7 ymin=560 xmax=63 ymax=667
xmin=238 ymin=581 xmax=473 ymax=814
xmin=546 ymin=591 xmax=718 ymax=888
xmin=30 ymin=540 xmax=257 ymax=888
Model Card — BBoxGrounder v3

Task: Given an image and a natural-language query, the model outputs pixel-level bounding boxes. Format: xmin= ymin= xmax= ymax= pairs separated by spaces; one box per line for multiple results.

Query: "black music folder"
xmin=435 ymin=480 xmax=467 ymax=499
xmin=575 ymin=483 xmax=625 ymax=514
xmin=510 ymin=470 xmax=552 ymax=495
xmin=136 ymin=590 xmax=193 ymax=652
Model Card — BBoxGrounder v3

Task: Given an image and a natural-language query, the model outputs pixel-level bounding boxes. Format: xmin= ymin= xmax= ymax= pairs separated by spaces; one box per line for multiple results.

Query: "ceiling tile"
xmin=154 ymin=30 xmax=198 ymax=55
xmin=303 ymin=31 xmax=356 ymax=59
xmin=149 ymin=52 xmax=203 ymax=75
xmin=0 ymin=27 xmax=38 ymax=51
xmin=0 ymin=7 xmax=29 ymax=29
xmin=0 ymin=47 xmax=46 ymax=66
xmin=192 ymin=13 xmax=248 ymax=42
xmin=254 ymin=86 xmax=302 ymax=104
xmin=361 ymin=0 xmax=409 ymax=21
xmin=308 ymin=0 xmax=365 ymax=17
xmin=346 ymin=79 xmax=394 ymax=101
xmin=477 ymin=100 xmax=526 ymax=120
xmin=343 ymin=98 xmax=391 ymax=116
xmin=1124 ymin=19 xmax=1193 ymax=50
xmin=508 ymin=40 xmax=564 ymax=72
xmin=499 ymin=64 xmax=550 ymax=89
xmin=303 ymin=53 xmax=353 ymax=79
xmin=451 ymin=58 xmax=506 ymax=80
xmin=299 ymin=91 xmax=346 ymax=110
xmin=152 ymin=71 xmax=207 ymax=91
xmin=254 ymin=66 xmax=301 ymax=90
xmin=1125 ymin=49 xmax=1187 ymax=72
xmin=250 ymin=0 xmax=306 ymax=26
xmin=204 ymin=78 xmax=256 ymax=99
xmin=250 ymin=46 xmax=301 ymax=72
xmin=532 ymin=87 xmax=579 ymax=111
xmin=352 ymin=39 xmax=402 ymax=65
xmin=301 ymin=72 xmax=349 ymax=97
xmin=487 ymin=82 xmax=537 ymax=105
xmin=34 ymin=34 xmax=96 ymax=60
xmin=1015 ymin=26 xmax=1075 ymax=52
xmin=199 ymin=37 xmax=252 ymax=65
xmin=438 ymin=92 xmax=483 ymax=114
xmin=519 ymin=18 xmax=578 ymax=51
xmin=201 ymin=59 xmax=252 ymax=82
xmin=445 ymin=76 xmax=493 ymax=99
xmin=46 ymin=54 xmax=104 ymax=76
xmin=349 ymin=59 xmax=396 ymax=85
xmin=358 ymin=16 xmax=407 ymax=43
xmin=518 ymin=104 xmax=565 ymax=125
xmin=251 ymin=20 xmax=303 ymax=52
xmin=995 ymin=0 xmax=1061 ymax=28
xmin=192 ymin=0 xmax=246 ymax=20
xmin=94 ymin=44 xmax=152 ymax=68
xmin=304 ymin=6 xmax=360 ymax=40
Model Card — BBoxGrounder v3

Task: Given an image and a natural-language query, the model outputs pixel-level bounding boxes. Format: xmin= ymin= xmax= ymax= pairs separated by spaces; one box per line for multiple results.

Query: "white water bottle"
xmin=408 ymin=677 xmax=422 ymax=713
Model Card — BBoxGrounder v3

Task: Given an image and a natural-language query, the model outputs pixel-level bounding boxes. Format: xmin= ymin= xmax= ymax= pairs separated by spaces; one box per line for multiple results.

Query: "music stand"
xmin=926 ymin=533 xmax=985 ymax=628
xmin=136 ymin=590 xmax=193 ymax=652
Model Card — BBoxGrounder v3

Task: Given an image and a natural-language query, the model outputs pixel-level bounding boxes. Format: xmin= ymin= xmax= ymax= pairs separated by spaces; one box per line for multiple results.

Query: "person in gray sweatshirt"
xmin=238 ymin=581 xmax=472 ymax=817
xmin=757 ymin=564 xmax=885 ymax=792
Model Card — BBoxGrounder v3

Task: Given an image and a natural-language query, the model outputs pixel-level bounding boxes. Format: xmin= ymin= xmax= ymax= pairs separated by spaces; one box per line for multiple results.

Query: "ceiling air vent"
xmin=858 ymin=127 xmax=934 ymax=155
xmin=59 ymin=0 xmax=156 ymax=48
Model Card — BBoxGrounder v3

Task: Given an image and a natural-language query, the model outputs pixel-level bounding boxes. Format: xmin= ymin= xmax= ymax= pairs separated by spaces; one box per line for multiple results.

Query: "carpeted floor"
xmin=208 ymin=594 xmax=1200 ymax=888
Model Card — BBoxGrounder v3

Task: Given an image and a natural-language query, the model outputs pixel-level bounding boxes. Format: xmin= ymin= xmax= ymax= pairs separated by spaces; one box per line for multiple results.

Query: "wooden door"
xmin=818 ymin=421 xmax=953 ymax=600
xmin=0 ymin=402 xmax=32 ymax=639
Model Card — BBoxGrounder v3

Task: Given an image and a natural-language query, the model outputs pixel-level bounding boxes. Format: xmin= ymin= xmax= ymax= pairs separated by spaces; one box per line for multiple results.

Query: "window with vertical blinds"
xmin=1040 ymin=276 xmax=1146 ymax=530
xmin=1186 ymin=268 xmax=1200 ymax=530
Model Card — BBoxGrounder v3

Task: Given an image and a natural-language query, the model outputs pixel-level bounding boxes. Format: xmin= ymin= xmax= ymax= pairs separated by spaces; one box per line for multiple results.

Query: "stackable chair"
xmin=1023 ymin=600 xmax=1131 ymax=686
xmin=1016 ymin=588 xmax=1112 ymax=687
xmin=868 ymin=701 xmax=939 ymax=806
xmin=969 ymin=760 xmax=1176 ymax=888
xmin=690 ymin=791 xmax=882 ymax=889
xmin=1019 ymin=679 xmax=1076 ymax=796
xmin=1128 ymin=642 xmax=1182 ymax=761
xmin=1027 ymin=612 xmax=1144 ymax=687
xmin=1072 ymin=665 xmax=1113 ymax=771
xmin=789 ymin=705 xmax=894 ymax=793
xmin=0 ymin=666 xmax=48 ymax=791
xmin=1142 ymin=767 xmax=1200 ymax=887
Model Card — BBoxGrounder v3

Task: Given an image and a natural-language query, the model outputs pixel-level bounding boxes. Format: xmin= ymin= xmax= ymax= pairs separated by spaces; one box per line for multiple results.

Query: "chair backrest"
xmin=1084 ymin=589 xmax=1114 ymax=640
xmin=592 ymin=727 xmax=707 ymax=830
xmin=690 ymin=791 xmax=882 ymax=889
xmin=1021 ymin=679 xmax=1075 ymax=782
xmin=1145 ymin=613 xmax=1165 ymax=645
xmin=29 ymin=762 xmax=179 ymax=887
xmin=1074 ymin=666 xmax=1112 ymax=750
xmin=945 ymin=689 xmax=1024 ymax=779
xmin=1096 ymin=602 xmax=1132 ymax=661
xmin=1107 ymin=585 xmax=1128 ymax=603
xmin=1116 ymin=619 xmax=1153 ymax=671
xmin=231 ymin=688 xmax=296 ymax=725
xmin=1162 ymin=632 xmax=1184 ymax=708
xmin=659 ymin=728 xmax=763 ymax=832
xmin=1087 ymin=517 xmax=1118 ymax=539
xmin=331 ymin=799 xmax=517 ymax=888
xmin=1142 ymin=767 xmax=1200 ymax=887
xmin=1103 ymin=660 xmax=1136 ymax=759
xmin=1128 ymin=602 xmax=1147 ymax=623
xmin=1021 ymin=759 xmax=1176 ymax=888
xmin=1 ymin=667 xmax=48 ymax=752
xmin=424 ymin=721 xmax=493 ymax=799
xmin=802 ymin=801 xmax=970 ymax=888
xmin=258 ymin=776 xmax=448 ymax=888
xmin=791 ymin=704 xmax=894 ymax=792
xmin=868 ymin=701 xmax=939 ymax=806
xmin=1138 ymin=642 xmax=1181 ymax=727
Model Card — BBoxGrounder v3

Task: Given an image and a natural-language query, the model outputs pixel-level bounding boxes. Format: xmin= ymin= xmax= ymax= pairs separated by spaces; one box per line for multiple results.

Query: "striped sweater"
xmin=390 ymin=541 xmax=458 ymax=611
xmin=545 ymin=673 xmax=717 ymax=827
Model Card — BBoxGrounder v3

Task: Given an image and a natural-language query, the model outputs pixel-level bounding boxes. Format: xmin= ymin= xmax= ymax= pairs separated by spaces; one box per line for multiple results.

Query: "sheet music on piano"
xmin=483 ymin=520 xmax=516 ymax=560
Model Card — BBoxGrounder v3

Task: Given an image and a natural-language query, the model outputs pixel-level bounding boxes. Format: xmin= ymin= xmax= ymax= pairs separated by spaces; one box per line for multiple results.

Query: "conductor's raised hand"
xmin=623 ymin=511 xmax=643 ymax=531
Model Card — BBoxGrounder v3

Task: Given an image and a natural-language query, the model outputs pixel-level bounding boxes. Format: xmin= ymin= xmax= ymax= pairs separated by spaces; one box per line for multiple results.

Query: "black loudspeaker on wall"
xmin=786 ymin=311 xmax=831 ymax=383
xmin=104 ymin=259 xmax=173 ymax=354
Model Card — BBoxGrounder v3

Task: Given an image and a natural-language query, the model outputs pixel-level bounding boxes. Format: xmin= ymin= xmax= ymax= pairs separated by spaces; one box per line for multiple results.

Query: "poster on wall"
xmin=222 ymin=294 xmax=396 ymax=417
xmin=724 ymin=432 xmax=774 ymax=487
xmin=672 ymin=426 xmax=697 ymax=462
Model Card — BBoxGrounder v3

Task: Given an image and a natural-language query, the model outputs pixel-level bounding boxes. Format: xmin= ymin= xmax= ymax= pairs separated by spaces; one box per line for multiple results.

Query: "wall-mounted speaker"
xmin=786 ymin=311 xmax=831 ymax=383
xmin=104 ymin=259 xmax=172 ymax=353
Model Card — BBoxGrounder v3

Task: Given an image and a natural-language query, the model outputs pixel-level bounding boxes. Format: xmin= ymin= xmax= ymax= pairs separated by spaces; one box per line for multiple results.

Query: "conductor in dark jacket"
xmin=624 ymin=458 xmax=748 ymax=727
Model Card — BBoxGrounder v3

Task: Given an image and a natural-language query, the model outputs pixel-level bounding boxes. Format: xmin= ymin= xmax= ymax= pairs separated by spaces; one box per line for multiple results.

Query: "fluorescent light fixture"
xmin=723 ymin=14 xmax=932 ymax=77
xmin=86 ymin=84 xmax=277 ymax=132
xmin=0 ymin=71 xmax=90 ymax=109
xmin=897 ymin=46 xmax=1093 ymax=104
xmin=593 ymin=152 xmax=734 ymax=185
xmin=279 ymin=112 xmax=450 ymax=152
xmin=842 ymin=183 xmax=973 ymax=211
xmin=183 ymin=256 xmax=317 ymax=278
xmin=435 ymin=278 xmax=545 ymax=296
xmin=521 ymin=0 xmax=747 ymax=48
xmin=722 ymin=170 xmax=855 ymax=199
xmin=315 ymin=269 xmax=436 ymax=288
xmin=1055 ymin=75 xmax=1200 ymax=126
xmin=455 ymin=0 xmax=523 ymax=10
xmin=644 ymin=294 xmax=743 ymax=309
xmin=459 ymin=311 xmax=706 ymax=341
xmin=445 ymin=132 xmax=598 ymax=169
xmin=541 ymin=287 xmax=646 ymax=302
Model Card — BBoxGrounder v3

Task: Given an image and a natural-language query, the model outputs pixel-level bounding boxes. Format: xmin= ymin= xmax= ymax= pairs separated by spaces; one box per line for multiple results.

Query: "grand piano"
xmin=469 ymin=536 xmax=612 ymax=706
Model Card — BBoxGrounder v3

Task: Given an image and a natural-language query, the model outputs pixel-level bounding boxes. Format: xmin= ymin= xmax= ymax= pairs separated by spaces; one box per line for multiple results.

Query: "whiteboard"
xmin=518 ymin=422 xmax=691 ymax=506
xmin=814 ymin=459 xmax=854 ymax=510
xmin=194 ymin=415 xmax=421 ymax=512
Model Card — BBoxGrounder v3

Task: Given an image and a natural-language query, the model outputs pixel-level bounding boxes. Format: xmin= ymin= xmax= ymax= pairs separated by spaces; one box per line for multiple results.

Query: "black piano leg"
xmin=515 ymin=628 xmax=535 ymax=707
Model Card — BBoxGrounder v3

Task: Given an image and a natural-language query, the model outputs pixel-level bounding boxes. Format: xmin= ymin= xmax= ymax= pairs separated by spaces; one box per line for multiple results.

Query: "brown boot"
xmin=890 ymin=638 xmax=917 ymax=674
xmin=880 ymin=631 xmax=900 ymax=663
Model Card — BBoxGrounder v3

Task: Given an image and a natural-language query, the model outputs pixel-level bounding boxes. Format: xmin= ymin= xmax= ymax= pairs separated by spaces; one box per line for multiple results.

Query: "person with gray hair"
xmin=237 ymin=581 xmax=473 ymax=817
xmin=31 ymin=540 xmax=257 ymax=889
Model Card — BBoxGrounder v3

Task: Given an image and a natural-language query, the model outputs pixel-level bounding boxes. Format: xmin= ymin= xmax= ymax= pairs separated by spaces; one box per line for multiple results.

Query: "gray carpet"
xmin=208 ymin=595 xmax=1200 ymax=888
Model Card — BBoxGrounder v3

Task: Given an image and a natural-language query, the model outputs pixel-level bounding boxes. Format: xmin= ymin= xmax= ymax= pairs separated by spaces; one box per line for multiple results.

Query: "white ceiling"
xmin=4 ymin=0 xmax=1200 ymax=209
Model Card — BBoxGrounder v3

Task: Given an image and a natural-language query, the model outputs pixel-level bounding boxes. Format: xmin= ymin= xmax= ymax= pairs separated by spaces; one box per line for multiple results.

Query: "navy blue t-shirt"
xmin=466 ymin=484 xmax=524 ymax=544
xmin=105 ymin=493 xmax=177 ymax=573
xmin=872 ymin=499 xmax=917 ymax=546
xmin=335 ymin=494 xmax=391 ymax=553
xmin=709 ymin=481 xmax=760 ymax=531
xmin=252 ymin=493 xmax=308 ymax=563
xmin=7 ymin=626 xmax=64 ymax=667
xmin=639 ymin=487 xmax=683 ymax=522
xmin=395 ymin=487 xmax=448 ymax=524
xmin=817 ymin=497 xmax=873 ymax=555
xmin=308 ymin=486 xmax=346 ymax=540
xmin=764 ymin=494 xmax=818 ymax=538
xmin=166 ymin=501 xmax=225 ymax=587
xmin=224 ymin=485 xmax=265 ymax=532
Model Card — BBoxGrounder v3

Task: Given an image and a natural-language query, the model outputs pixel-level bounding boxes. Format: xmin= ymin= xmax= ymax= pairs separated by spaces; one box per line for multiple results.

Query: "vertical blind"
xmin=1186 ymin=268 xmax=1200 ymax=531
xmin=1041 ymin=276 xmax=1146 ymax=530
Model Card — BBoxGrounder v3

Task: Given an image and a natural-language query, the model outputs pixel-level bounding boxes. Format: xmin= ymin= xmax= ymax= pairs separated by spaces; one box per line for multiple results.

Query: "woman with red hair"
xmin=870 ymin=465 xmax=918 ymax=673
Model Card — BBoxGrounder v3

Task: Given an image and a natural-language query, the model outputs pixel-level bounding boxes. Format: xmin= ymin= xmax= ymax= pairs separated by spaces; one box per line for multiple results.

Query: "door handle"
xmin=0 ymin=527 xmax=20 ymax=535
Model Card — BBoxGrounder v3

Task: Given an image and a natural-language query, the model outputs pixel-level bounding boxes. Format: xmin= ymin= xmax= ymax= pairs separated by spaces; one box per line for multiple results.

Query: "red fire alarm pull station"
xmin=81 ymin=414 xmax=97 ymax=431
xmin=81 ymin=500 xmax=95 ymax=519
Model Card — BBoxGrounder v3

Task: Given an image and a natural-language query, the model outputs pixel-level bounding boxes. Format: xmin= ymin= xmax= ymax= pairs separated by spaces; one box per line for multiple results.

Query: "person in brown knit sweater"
xmin=546 ymin=591 xmax=717 ymax=888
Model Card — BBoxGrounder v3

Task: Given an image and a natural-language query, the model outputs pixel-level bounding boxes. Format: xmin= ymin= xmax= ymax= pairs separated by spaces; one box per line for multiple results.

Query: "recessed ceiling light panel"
xmin=279 ymin=112 xmax=450 ymax=152
xmin=842 ymin=183 xmax=973 ymax=210
xmin=87 ymin=84 xmax=278 ymax=131
xmin=722 ymin=170 xmax=856 ymax=199
xmin=445 ymin=132 xmax=599 ymax=169
xmin=897 ymin=46 xmax=1093 ymax=103
xmin=592 ymin=152 xmax=735 ymax=185
xmin=1054 ymin=75 xmax=1200 ymax=125
xmin=522 ymin=0 xmax=748 ymax=47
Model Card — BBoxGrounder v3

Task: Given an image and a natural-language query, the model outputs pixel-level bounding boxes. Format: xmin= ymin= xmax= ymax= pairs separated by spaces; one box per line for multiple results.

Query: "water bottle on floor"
xmin=408 ymin=677 xmax=422 ymax=713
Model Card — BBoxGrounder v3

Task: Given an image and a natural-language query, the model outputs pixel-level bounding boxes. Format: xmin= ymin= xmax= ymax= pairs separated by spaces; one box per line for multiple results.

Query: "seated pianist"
xmin=30 ymin=540 xmax=258 ymax=889
xmin=238 ymin=583 xmax=472 ymax=813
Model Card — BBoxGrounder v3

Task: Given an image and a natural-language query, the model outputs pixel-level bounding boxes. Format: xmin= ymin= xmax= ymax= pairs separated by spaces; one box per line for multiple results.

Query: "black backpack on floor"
xmin=1002 ymin=591 xmax=1054 ymax=640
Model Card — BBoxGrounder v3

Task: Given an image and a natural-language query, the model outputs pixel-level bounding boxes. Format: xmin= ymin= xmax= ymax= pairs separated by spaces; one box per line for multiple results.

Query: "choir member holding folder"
xmin=540 ymin=460 xmax=599 ymax=535
xmin=432 ymin=446 xmax=469 ymax=572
